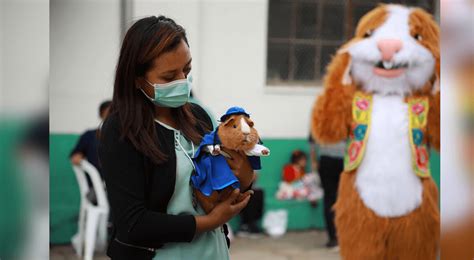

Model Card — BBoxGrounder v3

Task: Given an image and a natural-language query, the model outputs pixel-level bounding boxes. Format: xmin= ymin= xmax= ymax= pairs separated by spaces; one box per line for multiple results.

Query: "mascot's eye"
xmin=233 ymin=125 xmax=237 ymax=128
xmin=363 ymin=30 xmax=373 ymax=38
xmin=413 ymin=34 xmax=423 ymax=41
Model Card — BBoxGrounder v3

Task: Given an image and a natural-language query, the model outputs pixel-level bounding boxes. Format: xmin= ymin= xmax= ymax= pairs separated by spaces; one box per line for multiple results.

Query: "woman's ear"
xmin=135 ymin=77 xmax=147 ymax=89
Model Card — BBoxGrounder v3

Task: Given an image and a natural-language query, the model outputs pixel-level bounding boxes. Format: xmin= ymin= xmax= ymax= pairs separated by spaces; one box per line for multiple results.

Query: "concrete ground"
xmin=51 ymin=230 xmax=341 ymax=260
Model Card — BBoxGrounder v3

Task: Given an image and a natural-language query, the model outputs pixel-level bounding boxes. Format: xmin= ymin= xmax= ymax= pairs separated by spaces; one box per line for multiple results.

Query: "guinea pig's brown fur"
xmin=217 ymin=114 xmax=260 ymax=152
xmin=196 ymin=114 xmax=260 ymax=214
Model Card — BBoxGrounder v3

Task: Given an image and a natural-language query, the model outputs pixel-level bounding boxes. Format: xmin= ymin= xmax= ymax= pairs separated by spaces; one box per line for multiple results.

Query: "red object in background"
xmin=282 ymin=164 xmax=304 ymax=183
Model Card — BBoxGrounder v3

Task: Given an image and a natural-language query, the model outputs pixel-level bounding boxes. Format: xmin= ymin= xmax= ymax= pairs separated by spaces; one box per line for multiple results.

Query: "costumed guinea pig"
xmin=191 ymin=107 xmax=270 ymax=213
xmin=311 ymin=4 xmax=440 ymax=260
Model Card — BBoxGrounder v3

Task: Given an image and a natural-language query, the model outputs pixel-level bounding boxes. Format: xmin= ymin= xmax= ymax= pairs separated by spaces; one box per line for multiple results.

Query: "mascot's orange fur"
xmin=312 ymin=4 xmax=439 ymax=260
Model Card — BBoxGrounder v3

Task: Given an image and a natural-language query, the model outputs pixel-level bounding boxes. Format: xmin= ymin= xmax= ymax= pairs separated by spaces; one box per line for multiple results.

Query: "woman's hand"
xmin=70 ymin=153 xmax=84 ymax=165
xmin=195 ymin=189 xmax=253 ymax=234
xmin=221 ymin=148 xmax=256 ymax=190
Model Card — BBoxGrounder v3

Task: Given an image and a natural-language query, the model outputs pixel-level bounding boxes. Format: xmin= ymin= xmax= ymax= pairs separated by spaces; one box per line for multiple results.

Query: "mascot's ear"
xmin=409 ymin=8 xmax=440 ymax=94
xmin=433 ymin=52 xmax=440 ymax=94
xmin=323 ymin=44 xmax=354 ymax=90
xmin=429 ymin=31 xmax=440 ymax=94
xmin=341 ymin=54 xmax=352 ymax=85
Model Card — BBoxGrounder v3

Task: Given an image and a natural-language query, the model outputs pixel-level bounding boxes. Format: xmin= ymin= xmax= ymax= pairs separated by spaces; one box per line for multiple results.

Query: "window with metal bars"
xmin=265 ymin=0 xmax=436 ymax=87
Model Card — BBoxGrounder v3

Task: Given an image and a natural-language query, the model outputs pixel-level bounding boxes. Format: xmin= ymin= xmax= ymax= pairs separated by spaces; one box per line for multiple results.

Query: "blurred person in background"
xmin=276 ymin=150 xmax=323 ymax=206
xmin=237 ymin=175 xmax=265 ymax=238
xmin=440 ymin=0 xmax=474 ymax=258
xmin=15 ymin=114 xmax=49 ymax=260
xmin=99 ymin=16 xmax=254 ymax=259
xmin=309 ymin=135 xmax=344 ymax=249
xmin=70 ymin=100 xmax=111 ymax=175
xmin=68 ymin=100 xmax=112 ymax=247
xmin=282 ymin=150 xmax=307 ymax=183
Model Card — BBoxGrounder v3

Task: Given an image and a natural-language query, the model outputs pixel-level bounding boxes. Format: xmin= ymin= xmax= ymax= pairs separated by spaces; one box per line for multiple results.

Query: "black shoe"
xmin=238 ymin=223 xmax=263 ymax=238
xmin=325 ymin=239 xmax=338 ymax=248
xmin=237 ymin=224 xmax=250 ymax=237
xmin=248 ymin=222 xmax=263 ymax=234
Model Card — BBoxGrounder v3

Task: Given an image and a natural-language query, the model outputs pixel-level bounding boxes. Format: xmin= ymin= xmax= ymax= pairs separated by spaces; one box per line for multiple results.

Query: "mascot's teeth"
xmin=383 ymin=61 xmax=393 ymax=69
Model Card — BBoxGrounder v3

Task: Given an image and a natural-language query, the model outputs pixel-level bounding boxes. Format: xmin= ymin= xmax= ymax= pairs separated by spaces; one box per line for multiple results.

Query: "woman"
xmin=99 ymin=16 xmax=255 ymax=259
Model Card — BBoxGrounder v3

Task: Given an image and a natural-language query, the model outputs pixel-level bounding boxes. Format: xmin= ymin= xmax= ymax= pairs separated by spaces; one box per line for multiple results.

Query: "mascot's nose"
xmin=377 ymin=39 xmax=403 ymax=61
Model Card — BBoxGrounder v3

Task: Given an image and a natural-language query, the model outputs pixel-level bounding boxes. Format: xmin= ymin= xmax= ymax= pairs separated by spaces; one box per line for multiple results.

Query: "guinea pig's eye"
xmin=233 ymin=125 xmax=237 ymax=129
xmin=363 ymin=29 xmax=373 ymax=38
xmin=413 ymin=33 xmax=423 ymax=41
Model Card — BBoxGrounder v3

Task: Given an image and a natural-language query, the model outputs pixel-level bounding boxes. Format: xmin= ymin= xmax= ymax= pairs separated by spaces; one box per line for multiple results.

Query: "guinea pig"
xmin=194 ymin=112 xmax=269 ymax=214
xmin=206 ymin=114 xmax=270 ymax=157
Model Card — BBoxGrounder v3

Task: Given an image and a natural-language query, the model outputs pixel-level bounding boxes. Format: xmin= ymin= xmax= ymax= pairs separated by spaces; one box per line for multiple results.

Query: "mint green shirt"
xmin=153 ymin=121 xmax=229 ymax=260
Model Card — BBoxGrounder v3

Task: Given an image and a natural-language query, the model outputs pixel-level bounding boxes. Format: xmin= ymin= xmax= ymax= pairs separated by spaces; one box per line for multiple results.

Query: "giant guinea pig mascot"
xmin=311 ymin=4 xmax=440 ymax=260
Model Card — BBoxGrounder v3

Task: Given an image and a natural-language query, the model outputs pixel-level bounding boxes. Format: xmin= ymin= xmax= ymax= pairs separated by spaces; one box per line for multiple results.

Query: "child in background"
xmin=282 ymin=150 xmax=307 ymax=183
xmin=276 ymin=150 xmax=323 ymax=205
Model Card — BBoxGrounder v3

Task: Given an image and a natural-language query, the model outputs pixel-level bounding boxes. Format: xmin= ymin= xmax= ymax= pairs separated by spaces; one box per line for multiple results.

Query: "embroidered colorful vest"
xmin=343 ymin=91 xmax=431 ymax=178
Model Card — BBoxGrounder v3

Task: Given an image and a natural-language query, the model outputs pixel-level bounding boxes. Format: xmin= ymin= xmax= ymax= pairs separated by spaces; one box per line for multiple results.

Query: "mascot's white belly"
xmin=355 ymin=94 xmax=423 ymax=217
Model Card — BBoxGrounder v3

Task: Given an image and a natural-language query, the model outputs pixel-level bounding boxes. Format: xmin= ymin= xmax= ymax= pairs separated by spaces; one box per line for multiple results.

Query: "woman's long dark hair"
xmin=109 ymin=16 xmax=208 ymax=164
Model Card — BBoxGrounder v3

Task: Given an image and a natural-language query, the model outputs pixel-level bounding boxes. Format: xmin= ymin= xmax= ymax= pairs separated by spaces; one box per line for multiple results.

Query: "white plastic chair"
xmin=71 ymin=160 xmax=109 ymax=260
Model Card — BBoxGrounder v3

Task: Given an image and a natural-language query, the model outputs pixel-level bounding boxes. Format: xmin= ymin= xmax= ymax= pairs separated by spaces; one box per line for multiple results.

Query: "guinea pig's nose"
xmin=377 ymin=39 xmax=403 ymax=61
xmin=240 ymin=118 xmax=251 ymax=134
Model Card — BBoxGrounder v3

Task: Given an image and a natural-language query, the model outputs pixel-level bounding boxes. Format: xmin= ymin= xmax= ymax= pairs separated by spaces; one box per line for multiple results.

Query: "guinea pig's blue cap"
xmin=220 ymin=106 xmax=250 ymax=122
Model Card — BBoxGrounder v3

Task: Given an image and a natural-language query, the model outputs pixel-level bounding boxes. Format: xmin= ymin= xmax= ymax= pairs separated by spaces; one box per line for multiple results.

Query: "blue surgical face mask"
xmin=141 ymin=75 xmax=192 ymax=108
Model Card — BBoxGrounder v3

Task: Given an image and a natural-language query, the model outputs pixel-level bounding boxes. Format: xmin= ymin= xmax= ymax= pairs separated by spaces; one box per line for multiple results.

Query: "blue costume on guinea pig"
xmin=191 ymin=107 xmax=262 ymax=196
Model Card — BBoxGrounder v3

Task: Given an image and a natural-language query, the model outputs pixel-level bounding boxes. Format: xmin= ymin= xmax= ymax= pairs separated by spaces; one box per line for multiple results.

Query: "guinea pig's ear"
xmin=246 ymin=117 xmax=254 ymax=128
xmin=223 ymin=117 xmax=236 ymax=127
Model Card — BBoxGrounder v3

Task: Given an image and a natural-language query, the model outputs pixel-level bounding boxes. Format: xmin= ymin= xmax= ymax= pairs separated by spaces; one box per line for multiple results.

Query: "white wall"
xmin=49 ymin=0 xmax=121 ymax=133
xmin=199 ymin=0 xmax=320 ymax=138
xmin=46 ymin=1 xmax=442 ymax=136
xmin=51 ymin=0 xmax=321 ymax=138
xmin=0 ymin=0 xmax=49 ymax=115
xmin=133 ymin=0 xmax=321 ymax=139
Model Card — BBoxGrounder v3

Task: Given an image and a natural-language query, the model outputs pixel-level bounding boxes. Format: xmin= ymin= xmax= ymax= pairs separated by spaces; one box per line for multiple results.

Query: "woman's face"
xmin=142 ymin=39 xmax=192 ymax=98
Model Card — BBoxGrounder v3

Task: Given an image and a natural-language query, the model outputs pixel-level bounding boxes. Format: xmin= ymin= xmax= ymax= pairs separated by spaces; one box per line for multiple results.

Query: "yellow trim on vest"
xmin=408 ymin=96 xmax=431 ymax=178
xmin=344 ymin=91 xmax=372 ymax=171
